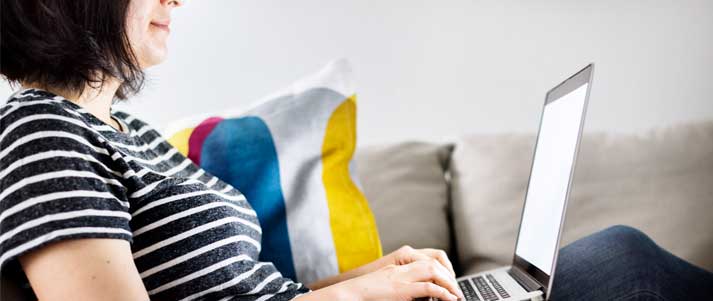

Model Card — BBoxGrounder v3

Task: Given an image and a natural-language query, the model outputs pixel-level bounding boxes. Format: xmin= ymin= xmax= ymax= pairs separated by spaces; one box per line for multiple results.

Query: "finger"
xmin=406 ymin=282 xmax=459 ymax=301
xmin=395 ymin=245 xmax=429 ymax=265
xmin=420 ymin=248 xmax=456 ymax=277
xmin=407 ymin=250 xmax=432 ymax=264
xmin=405 ymin=260 xmax=463 ymax=299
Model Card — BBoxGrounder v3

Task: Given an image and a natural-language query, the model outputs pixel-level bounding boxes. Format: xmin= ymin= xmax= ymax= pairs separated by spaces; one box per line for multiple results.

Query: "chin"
xmin=140 ymin=46 xmax=168 ymax=68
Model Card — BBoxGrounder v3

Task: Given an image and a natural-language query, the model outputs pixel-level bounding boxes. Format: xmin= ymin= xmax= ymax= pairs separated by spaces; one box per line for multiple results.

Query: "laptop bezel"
xmin=510 ymin=63 xmax=595 ymax=298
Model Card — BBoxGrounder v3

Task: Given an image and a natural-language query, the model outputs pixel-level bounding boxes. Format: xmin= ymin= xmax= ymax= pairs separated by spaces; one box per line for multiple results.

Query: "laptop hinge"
xmin=508 ymin=267 xmax=543 ymax=293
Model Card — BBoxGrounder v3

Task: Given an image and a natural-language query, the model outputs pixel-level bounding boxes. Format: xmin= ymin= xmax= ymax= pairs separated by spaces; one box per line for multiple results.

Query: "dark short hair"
xmin=1 ymin=0 xmax=144 ymax=100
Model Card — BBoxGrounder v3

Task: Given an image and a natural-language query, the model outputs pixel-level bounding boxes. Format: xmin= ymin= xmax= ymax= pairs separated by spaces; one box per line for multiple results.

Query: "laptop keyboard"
xmin=487 ymin=274 xmax=510 ymax=299
xmin=458 ymin=278 xmax=479 ymax=301
xmin=414 ymin=274 xmax=511 ymax=301
xmin=455 ymin=274 xmax=510 ymax=301
xmin=473 ymin=276 xmax=498 ymax=300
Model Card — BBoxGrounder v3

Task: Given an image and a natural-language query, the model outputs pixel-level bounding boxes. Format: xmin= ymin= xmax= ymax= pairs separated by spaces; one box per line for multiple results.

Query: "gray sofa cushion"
xmin=355 ymin=142 xmax=455 ymax=258
xmin=450 ymin=121 xmax=713 ymax=275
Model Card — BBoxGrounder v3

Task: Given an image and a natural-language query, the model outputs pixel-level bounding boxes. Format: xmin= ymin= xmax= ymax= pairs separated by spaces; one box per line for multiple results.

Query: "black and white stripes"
xmin=0 ymin=89 xmax=308 ymax=300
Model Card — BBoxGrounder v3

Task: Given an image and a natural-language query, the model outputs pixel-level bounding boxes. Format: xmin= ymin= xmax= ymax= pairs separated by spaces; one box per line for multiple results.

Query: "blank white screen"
xmin=514 ymin=84 xmax=588 ymax=274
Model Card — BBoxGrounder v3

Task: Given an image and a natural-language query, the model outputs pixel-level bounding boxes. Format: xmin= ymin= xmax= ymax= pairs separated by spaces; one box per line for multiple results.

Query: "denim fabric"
xmin=551 ymin=225 xmax=713 ymax=300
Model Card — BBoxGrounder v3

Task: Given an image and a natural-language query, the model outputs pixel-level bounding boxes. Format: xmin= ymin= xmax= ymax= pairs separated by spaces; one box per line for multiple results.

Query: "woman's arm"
xmin=19 ymin=239 xmax=462 ymax=301
xmin=306 ymin=255 xmax=384 ymax=290
xmin=19 ymin=238 xmax=150 ymax=301
xmin=307 ymin=245 xmax=457 ymax=290
xmin=298 ymin=260 xmax=463 ymax=301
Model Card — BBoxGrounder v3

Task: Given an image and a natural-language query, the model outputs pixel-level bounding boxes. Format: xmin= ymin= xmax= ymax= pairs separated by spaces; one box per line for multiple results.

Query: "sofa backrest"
xmin=354 ymin=142 xmax=458 ymax=271
xmin=449 ymin=121 xmax=713 ymax=274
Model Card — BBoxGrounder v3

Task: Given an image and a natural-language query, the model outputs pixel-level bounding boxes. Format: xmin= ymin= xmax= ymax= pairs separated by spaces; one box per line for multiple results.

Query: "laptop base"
xmin=456 ymin=266 xmax=544 ymax=301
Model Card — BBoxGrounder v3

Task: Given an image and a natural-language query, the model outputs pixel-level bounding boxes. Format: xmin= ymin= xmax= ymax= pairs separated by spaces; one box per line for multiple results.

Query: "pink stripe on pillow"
xmin=187 ymin=117 xmax=224 ymax=165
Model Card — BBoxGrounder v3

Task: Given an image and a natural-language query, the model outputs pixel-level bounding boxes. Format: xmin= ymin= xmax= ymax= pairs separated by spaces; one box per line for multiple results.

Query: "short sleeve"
xmin=0 ymin=101 xmax=133 ymax=271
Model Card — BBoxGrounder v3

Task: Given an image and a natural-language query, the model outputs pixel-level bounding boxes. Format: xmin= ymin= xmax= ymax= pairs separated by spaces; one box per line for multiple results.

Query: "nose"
xmin=161 ymin=0 xmax=184 ymax=8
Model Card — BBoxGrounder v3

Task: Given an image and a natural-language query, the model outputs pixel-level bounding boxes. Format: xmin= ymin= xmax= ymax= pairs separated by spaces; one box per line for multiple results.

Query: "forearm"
xmin=306 ymin=256 xmax=389 ymax=290
xmin=294 ymin=281 xmax=357 ymax=301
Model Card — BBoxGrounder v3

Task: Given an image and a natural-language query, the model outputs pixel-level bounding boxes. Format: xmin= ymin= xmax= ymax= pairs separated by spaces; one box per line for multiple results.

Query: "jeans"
xmin=551 ymin=225 xmax=713 ymax=300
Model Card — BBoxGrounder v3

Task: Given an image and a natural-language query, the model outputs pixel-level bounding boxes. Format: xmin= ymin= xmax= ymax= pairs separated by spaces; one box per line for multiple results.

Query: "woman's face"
xmin=126 ymin=0 xmax=183 ymax=69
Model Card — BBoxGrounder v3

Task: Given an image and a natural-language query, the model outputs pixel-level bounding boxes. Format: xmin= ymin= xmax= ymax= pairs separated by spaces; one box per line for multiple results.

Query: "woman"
xmin=0 ymin=1 xmax=711 ymax=300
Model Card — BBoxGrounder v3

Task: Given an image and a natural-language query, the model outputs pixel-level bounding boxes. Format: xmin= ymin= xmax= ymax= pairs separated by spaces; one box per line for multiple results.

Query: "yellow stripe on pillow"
xmin=322 ymin=95 xmax=383 ymax=273
xmin=167 ymin=127 xmax=195 ymax=156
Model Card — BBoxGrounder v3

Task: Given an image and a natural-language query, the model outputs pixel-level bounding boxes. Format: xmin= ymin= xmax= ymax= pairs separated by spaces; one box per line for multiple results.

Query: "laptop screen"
xmin=514 ymin=69 xmax=590 ymax=279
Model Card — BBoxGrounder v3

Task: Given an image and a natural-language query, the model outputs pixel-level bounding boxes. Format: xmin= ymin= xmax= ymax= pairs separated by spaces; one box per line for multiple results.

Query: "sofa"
xmin=355 ymin=121 xmax=713 ymax=276
xmin=2 ymin=121 xmax=711 ymax=300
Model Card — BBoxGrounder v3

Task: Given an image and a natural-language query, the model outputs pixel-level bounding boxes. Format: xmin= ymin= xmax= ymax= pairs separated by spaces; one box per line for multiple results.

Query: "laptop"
xmin=454 ymin=63 xmax=595 ymax=301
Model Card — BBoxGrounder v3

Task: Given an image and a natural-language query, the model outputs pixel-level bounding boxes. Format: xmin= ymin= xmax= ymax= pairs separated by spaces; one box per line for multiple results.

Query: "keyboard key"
xmin=471 ymin=276 xmax=499 ymax=301
xmin=458 ymin=279 xmax=481 ymax=301
xmin=486 ymin=274 xmax=510 ymax=299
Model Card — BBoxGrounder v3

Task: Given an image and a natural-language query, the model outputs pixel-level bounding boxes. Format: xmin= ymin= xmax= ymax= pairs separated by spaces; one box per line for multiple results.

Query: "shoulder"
xmin=1 ymin=89 xmax=98 ymax=137
xmin=1 ymin=89 xmax=72 ymax=125
xmin=0 ymin=89 xmax=111 ymax=164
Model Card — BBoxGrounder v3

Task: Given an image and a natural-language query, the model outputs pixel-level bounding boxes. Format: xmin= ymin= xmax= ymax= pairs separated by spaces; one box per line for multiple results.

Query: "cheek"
xmin=126 ymin=20 xmax=147 ymax=52
xmin=125 ymin=2 xmax=166 ymax=67
xmin=126 ymin=2 xmax=149 ymax=45
xmin=131 ymin=24 xmax=169 ymax=68
xmin=127 ymin=26 xmax=151 ymax=68
xmin=141 ymin=31 xmax=169 ymax=65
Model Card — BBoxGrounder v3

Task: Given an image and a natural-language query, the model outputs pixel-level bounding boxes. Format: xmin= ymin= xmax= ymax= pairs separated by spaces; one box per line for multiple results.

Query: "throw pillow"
xmin=162 ymin=59 xmax=382 ymax=285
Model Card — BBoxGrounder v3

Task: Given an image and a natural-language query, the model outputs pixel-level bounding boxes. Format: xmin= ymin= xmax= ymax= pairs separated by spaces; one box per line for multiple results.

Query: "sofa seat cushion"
xmin=450 ymin=121 xmax=713 ymax=275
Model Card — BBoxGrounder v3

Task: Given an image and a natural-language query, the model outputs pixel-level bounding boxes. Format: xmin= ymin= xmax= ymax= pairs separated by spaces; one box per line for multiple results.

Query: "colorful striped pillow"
xmin=162 ymin=59 xmax=382 ymax=285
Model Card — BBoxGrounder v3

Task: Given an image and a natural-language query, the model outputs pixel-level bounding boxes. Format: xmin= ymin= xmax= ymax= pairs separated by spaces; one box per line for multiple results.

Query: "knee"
xmin=597 ymin=225 xmax=657 ymax=255
xmin=559 ymin=225 xmax=660 ymax=267
xmin=601 ymin=224 xmax=649 ymax=240
xmin=571 ymin=225 xmax=661 ymax=268
xmin=554 ymin=225 xmax=662 ymax=289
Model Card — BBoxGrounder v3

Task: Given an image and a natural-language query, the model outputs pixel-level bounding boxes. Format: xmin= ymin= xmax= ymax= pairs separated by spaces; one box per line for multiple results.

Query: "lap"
xmin=551 ymin=225 xmax=713 ymax=300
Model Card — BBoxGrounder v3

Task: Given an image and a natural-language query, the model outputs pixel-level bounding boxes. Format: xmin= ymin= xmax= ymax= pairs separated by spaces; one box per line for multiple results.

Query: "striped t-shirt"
xmin=0 ymin=89 xmax=309 ymax=300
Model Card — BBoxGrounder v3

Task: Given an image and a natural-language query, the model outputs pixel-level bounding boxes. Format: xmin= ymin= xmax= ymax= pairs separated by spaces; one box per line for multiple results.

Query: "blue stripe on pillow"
xmin=200 ymin=116 xmax=297 ymax=280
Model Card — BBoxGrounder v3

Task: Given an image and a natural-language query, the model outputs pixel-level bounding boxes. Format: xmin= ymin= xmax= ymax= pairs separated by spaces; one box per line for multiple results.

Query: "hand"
xmin=306 ymin=245 xmax=460 ymax=293
xmin=386 ymin=245 xmax=457 ymax=278
xmin=334 ymin=260 xmax=465 ymax=301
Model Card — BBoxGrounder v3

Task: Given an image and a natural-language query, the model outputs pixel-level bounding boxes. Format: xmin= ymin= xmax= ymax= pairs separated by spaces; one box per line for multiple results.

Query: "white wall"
xmin=3 ymin=0 xmax=712 ymax=146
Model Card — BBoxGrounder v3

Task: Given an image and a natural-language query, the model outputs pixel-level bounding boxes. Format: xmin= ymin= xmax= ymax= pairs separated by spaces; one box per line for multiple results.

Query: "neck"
xmin=23 ymin=79 xmax=122 ymax=130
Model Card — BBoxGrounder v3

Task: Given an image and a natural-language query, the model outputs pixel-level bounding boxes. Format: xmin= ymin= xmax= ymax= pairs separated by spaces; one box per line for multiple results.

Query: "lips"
xmin=151 ymin=20 xmax=171 ymax=32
